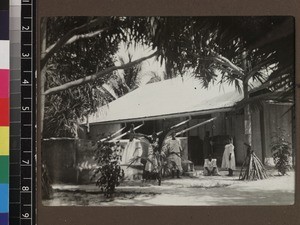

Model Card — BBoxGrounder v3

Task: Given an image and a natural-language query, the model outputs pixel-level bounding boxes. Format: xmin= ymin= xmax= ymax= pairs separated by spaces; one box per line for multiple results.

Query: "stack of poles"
xmin=240 ymin=150 xmax=268 ymax=180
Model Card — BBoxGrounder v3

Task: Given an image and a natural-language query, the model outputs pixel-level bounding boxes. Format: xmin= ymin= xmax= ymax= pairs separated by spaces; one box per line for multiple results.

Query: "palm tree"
xmin=108 ymin=52 xmax=163 ymax=97
xmin=205 ymin=18 xmax=294 ymax=180
xmin=118 ymin=53 xmax=143 ymax=91
xmin=41 ymin=17 xmax=294 ymax=147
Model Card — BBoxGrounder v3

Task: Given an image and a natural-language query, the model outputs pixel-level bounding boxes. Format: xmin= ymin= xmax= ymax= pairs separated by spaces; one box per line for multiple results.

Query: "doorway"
xmin=188 ymin=136 xmax=203 ymax=165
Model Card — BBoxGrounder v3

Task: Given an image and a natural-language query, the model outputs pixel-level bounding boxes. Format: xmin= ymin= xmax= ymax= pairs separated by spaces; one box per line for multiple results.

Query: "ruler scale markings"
xmin=2 ymin=1 xmax=12 ymax=225
xmin=9 ymin=0 xmax=34 ymax=225
xmin=21 ymin=1 xmax=34 ymax=224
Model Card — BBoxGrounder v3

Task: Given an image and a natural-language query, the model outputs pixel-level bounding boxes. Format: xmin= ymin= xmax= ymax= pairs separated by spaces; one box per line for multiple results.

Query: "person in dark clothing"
xmin=203 ymin=131 xmax=212 ymax=159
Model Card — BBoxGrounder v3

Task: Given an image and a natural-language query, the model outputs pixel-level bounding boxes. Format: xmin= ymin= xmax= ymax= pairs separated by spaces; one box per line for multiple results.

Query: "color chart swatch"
xmin=0 ymin=0 xmax=10 ymax=224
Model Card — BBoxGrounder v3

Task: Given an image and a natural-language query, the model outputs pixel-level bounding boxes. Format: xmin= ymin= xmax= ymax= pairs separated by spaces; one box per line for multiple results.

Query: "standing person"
xmin=221 ymin=137 xmax=236 ymax=176
xmin=114 ymin=141 xmax=123 ymax=163
xmin=121 ymin=127 xmax=142 ymax=166
xmin=165 ymin=131 xmax=183 ymax=178
xmin=203 ymin=131 xmax=212 ymax=159
xmin=144 ymin=133 xmax=159 ymax=180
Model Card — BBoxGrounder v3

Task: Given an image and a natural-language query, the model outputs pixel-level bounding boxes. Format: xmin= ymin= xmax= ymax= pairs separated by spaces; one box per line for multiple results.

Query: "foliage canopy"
xmin=42 ymin=16 xmax=294 ymax=137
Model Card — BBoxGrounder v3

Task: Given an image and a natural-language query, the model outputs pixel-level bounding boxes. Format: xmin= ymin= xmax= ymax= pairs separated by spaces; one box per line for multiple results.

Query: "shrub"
xmin=270 ymin=128 xmax=292 ymax=175
xmin=91 ymin=141 xmax=124 ymax=197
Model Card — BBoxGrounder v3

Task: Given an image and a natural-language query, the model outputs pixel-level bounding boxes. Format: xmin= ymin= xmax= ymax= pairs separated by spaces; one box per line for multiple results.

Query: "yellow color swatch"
xmin=0 ymin=126 xmax=9 ymax=155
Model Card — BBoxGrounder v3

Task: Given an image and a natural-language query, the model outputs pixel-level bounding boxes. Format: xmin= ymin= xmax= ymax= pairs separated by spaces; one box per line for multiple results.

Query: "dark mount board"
xmin=0 ymin=0 xmax=9 ymax=10
xmin=26 ymin=0 xmax=300 ymax=225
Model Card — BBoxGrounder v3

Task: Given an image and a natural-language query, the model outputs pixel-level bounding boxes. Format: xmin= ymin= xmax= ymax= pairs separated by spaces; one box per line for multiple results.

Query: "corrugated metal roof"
xmin=86 ymin=76 xmax=244 ymax=124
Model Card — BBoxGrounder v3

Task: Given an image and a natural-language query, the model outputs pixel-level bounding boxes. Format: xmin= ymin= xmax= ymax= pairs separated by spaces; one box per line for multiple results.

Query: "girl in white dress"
xmin=221 ymin=137 xmax=236 ymax=176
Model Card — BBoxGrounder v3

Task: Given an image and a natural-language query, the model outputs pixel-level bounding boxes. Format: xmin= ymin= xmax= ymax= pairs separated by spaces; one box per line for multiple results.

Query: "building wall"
xmin=230 ymin=113 xmax=246 ymax=164
xmin=211 ymin=112 xmax=226 ymax=136
xmin=229 ymin=109 xmax=264 ymax=164
xmin=262 ymin=102 xmax=293 ymax=165
xmin=79 ymin=103 xmax=293 ymax=167
xmin=211 ymin=112 xmax=261 ymax=165
xmin=173 ymin=113 xmax=242 ymax=165
xmin=89 ymin=123 xmax=122 ymax=141
xmin=208 ymin=110 xmax=263 ymax=165
xmin=228 ymin=103 xmax=293 ymax=166
xmin=252 ymin=110 xmax=263 ymax=160
xmin=42 ymin=139 xmax=97 ymax=184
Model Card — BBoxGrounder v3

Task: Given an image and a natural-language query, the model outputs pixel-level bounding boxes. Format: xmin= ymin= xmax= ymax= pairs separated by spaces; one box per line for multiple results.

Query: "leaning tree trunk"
xmin=40 ymin=18 xmax=47 ymax=137
xmin=40 ymin=18 xmax=53 ymax=198
xmin=239 ymin=55 xmax=268 ymax=180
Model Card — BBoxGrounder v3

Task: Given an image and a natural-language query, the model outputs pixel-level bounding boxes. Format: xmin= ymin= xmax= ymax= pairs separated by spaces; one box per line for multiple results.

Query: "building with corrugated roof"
xmin=79 ymin=76 xmax=293 ymax=166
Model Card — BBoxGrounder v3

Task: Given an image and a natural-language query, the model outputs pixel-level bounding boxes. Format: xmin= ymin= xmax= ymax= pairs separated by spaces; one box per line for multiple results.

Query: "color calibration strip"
xmin=0 ymin=0 xmax=10 ymax=224
xmin=9 ymin=0 xmax=35 ymax=225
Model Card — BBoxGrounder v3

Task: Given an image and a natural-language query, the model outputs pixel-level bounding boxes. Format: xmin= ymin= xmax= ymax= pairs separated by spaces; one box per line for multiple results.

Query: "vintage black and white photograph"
xmin=40 ymin=16 xmax=295 ymax=206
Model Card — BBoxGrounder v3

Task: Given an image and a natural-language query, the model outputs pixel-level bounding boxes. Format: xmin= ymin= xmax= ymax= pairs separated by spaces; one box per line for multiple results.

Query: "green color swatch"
xmin=0 ymin=156 xmax=9 ymax=183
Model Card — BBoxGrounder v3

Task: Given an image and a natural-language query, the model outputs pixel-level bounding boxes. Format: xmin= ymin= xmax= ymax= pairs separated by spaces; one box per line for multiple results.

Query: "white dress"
xmin=221 ymin=143 xmax=236 ymax=170
xmin=121 ymin=139 xmax=142 ymax=166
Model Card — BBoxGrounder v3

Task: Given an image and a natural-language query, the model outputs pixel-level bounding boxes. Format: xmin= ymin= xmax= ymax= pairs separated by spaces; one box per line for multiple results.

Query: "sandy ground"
xmin=43 ymin=170 xmax=295 ymax=206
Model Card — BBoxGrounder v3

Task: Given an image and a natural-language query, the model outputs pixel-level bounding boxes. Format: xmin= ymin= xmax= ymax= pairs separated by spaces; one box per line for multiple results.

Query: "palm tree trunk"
xmin=243 ymin=82 xmax=252 ymax=147
xmin=242 ymin=52 xmax=252 ymax=148
xmin=165 ymin=59 xmax=175 ymax=79
xmin=239 ymin=53 xmax=268 ymax=180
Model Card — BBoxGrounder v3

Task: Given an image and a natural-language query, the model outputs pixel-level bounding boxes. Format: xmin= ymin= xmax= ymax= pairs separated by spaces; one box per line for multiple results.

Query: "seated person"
xmin=203 ymin=154 xmax=220 ymax=176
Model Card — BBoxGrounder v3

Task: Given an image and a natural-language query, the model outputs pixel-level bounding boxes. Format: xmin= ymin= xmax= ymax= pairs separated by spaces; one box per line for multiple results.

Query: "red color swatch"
xmin=0 ymin=98 xmax=9 ymax=126
xmin=0 ymin=69 xmax=9 ymax=98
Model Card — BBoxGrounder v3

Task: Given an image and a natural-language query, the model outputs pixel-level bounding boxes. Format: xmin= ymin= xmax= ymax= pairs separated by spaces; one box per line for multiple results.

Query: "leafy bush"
xmin=270 ymin=128 xmax=292 ymax=175
xmin=91 ymin=141 xmax=124 ymax=197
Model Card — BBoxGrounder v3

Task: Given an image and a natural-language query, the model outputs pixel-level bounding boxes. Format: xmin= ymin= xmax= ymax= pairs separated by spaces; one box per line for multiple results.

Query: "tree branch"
xmin=244 ymin=56 xmax=276 ymax=83
xmin=41 ymin=18 xmax=107 ymax=69
xmin=235 ymin=91 xmax=285 ymax=110
xmin=248 ymin=67 xmax=292 ymax=94
xmin=198 ymin=53 xmax=244 ymax=77
xmin=65 ymin=28 xmax=108 ymax=45
xmin=43 ymin=51 xmax=159 ymax=96
xmin=214 ymin=54 xmax=244 ymax=77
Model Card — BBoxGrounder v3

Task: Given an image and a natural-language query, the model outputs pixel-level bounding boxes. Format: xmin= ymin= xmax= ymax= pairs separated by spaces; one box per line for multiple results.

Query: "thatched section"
xmin=239 ymin=145 xmax=268 ymax=180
